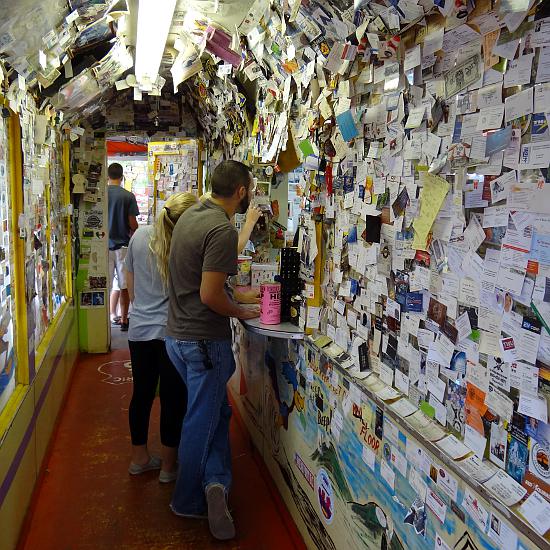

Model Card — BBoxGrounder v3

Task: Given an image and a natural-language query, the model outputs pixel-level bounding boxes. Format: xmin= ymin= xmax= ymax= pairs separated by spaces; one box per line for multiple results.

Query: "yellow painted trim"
xmin=63 ymin=140 xmax=73 ymax=300
xmin=8 ymin=112 xmax=29 ymax=386
xmin=0 ymin=384 xmax=26 ymax=442
xmin=45 ymin=174 xmax=53 ymax=321
xmin=35 ymin=301 xmax=69 ymax=370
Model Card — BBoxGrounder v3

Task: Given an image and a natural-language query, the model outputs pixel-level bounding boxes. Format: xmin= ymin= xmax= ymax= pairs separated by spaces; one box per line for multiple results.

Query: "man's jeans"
xmin=165 ymin=337 xmax=235 ymax=516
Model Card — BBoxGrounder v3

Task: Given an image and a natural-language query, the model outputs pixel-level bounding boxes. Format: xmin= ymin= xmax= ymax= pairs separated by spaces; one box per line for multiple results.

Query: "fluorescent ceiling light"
xmin=135 ymin=0 xmax=176 ymax=84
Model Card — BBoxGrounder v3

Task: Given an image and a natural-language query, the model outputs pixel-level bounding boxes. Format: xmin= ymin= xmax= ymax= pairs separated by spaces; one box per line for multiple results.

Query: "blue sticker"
xmin=336 ymin=110 xmax=359 ymax=142
xmin=532 ymin=113 xmax=549 ymax=140
xmin=485 ymin=126 xmax=512 ymax=156
xmin=406 ymin=292 xmax=423 ymax=312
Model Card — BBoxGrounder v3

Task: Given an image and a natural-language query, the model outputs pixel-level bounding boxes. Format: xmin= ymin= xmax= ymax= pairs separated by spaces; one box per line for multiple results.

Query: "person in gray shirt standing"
xmin=124 ymin=192 xmax=198 ymax=483
xmin=108 ymin=163 xmax=139 ymax=331
xmin=165 ymin=160 xmax=259 ymax=540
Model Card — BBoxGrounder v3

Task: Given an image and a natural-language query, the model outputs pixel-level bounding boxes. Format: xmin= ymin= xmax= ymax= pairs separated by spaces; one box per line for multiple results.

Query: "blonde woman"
xmin=124 ymin=192 xmax=198 ymax=483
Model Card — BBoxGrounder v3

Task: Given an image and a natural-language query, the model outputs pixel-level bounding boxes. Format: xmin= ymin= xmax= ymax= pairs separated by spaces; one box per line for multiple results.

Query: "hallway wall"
xmin=0 ymin=306 xmax=78 ymax=550
xmin=230 ymin=324 xmax=545 ymax=550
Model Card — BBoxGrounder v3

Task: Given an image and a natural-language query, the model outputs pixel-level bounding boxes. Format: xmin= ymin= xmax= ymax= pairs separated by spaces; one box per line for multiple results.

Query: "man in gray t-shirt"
xmin=165 ymin=161 xmax=259 ymax=541
xmin=166 ymin=200 xmax=238 ymax=340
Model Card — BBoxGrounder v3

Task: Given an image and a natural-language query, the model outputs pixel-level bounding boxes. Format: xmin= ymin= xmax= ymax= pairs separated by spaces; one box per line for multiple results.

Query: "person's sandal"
xmin=120 ymin=321 xmax=129 ymax=332
xmin=159 ymin=470 xmax=178 ymax=483
xmin=128 ymin=455 xmax=161 ymax=475
xmin=111 ymin=316 xmax=121 ymax=326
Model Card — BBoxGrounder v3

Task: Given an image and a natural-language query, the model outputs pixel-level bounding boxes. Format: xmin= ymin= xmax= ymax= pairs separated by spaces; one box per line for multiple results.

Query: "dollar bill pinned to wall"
xmin=445 ymin=53 xmax=482 ymax=99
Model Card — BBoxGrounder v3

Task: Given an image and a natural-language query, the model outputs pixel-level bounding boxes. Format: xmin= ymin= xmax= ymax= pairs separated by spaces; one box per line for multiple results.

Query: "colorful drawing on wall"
xmin=453 ymin=531 xmax=482 ymax=550
xmin=233 ymin=338 xmax=538 ymax=550
xmin=273 ymin=449 xmax=337 ymax=550
xmin=403 ymin=497 xmax=426 ymax=538
xmin=316 ymin=468 xmax=335 ymax=524
xmin=266 ymin=349 xmax=299 ymax=430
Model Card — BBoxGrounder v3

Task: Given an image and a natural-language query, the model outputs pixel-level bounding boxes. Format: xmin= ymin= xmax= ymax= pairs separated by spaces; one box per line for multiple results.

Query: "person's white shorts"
xmin=112 ymin=271 xmax=120 ymax=292
xmin=109 ymin=248 xmax=128 ymax=291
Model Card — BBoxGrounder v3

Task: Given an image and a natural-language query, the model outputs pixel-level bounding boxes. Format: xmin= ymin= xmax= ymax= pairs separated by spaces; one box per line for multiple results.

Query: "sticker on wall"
xmin=88 ymin=276 xmax=107 ymax=289
xmin=403 ymin=496 xmax=426 ymax=537
xmin=80 ymin=291 xmax=105 ymax=308
xmin=83 ymin=208 xmax=103 ymax=229
xmin=527 ymin=425 xmax=550 ymax=486
xmin=294 ymin=452 xmax=314 ymax=490
xmin=316 ymin=468 xmax=334 ymax=524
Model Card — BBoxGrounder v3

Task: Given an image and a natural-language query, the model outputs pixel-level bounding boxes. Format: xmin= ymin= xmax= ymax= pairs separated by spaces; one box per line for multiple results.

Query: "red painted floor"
xmin=18 ymin=343 xmax=305 ymax=550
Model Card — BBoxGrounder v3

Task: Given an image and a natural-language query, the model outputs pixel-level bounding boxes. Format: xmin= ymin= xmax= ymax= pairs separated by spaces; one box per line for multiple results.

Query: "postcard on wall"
xmin=80 ymin=291 xmax=105 ymax=309
xmin=484 ymin=469 xmax=527 ymax=506
xmin=445 ymin=54 xmax=482 ymax=98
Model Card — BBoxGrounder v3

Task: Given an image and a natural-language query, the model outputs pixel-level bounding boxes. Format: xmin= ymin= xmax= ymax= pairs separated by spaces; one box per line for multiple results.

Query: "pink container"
xmin=260 ymin=282 xmax=281 ymax=325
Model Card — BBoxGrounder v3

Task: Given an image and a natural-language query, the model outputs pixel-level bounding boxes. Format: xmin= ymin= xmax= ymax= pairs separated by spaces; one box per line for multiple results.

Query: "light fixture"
xmin=135 ymin=0 xmax=177 ymax=85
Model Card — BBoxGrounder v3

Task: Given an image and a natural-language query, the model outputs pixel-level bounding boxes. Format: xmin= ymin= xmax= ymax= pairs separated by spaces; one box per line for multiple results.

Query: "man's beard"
xmin=237 ymin=194 xmax=250 ymax=214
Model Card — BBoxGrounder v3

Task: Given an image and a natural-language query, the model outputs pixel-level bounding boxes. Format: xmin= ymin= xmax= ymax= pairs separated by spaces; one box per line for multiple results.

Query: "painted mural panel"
xmin=231 ymin=321 xmax=267 ymax=453
xmin=232 ymin=337 xmax=541 ymax=550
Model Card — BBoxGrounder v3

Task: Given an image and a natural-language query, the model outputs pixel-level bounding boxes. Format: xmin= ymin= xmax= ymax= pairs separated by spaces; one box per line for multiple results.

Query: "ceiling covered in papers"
xmin=0 ymin=0 xmax=548 ymax=154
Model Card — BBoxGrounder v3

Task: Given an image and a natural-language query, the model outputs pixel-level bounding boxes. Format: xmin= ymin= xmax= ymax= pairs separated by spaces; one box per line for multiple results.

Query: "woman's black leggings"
xmin=128 ymin=339 xmax=187 ymax=447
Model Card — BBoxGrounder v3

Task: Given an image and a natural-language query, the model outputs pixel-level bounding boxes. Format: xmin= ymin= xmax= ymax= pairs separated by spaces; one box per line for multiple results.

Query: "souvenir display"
xmin=71 ymin=127 xmax=109 ymax=351
xmin=48 ymin=131 xmax=69 ymax=317
xmin=0 ymin=112 xmax=16 ymax=414
xmin=20 ymin=95 xmax=53 ymax=345
xmin=147 ymin=139 xmax=202 ymax=218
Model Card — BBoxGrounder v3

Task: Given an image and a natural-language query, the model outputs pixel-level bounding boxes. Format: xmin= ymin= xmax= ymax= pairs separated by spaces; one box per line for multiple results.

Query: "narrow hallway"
xmin=17 ymin=339 xmax=304 ymax=550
